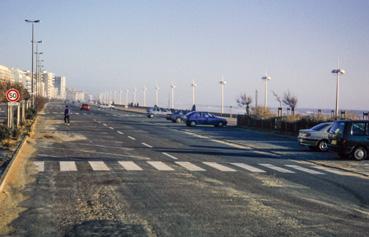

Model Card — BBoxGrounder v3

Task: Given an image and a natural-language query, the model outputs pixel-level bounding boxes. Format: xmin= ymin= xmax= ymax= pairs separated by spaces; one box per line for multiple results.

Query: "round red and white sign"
xmin=6 ymin=89 xmax=21 ymax=102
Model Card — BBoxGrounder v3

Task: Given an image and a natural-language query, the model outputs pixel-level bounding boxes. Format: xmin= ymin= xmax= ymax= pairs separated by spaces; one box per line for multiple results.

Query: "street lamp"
xmin=133 ymin=88 xmax=137 ymax=105
xmin=191 ymin=80 xmax=197 ymax=106
xmin=170 ymin=82 xmax=176 ymax=109
xmin=143 ymin=86 xmax=147 ymax=107
xmin=261 ymin=74 xmax=271 ymax=108
xmin=155 ymin=85 xmax=160 ymax=106
xmin=125 ymin=89 xmax=129 ymax=106
xmin=34 ymin=40 xmax=42 ymax=98
xmin=331 ymin=68 xmax=346 ymax=119
xmin=25 ymin=19 xmax=40 ymax=107
xmin=219 ymin=77 xmax=227 ymax=114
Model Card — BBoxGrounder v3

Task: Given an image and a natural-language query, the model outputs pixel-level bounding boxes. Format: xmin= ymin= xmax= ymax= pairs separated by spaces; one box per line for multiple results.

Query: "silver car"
xmin=298 ymin=122 xmax=332 ymax=152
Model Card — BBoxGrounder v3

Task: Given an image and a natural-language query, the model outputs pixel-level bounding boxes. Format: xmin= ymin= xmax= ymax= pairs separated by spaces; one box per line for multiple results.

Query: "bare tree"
xmin=283 ymin=90 xmax=298 ymax=115
xmin=272 ymin=91 xmax=282 ymax=108
xmin=237 ymin=93 xmax=253 ymax=115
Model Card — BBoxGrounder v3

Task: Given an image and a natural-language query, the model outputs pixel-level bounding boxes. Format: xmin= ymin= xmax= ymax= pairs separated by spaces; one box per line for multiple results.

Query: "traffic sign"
xmin=6 ymin=89 xmax=21 ymax=102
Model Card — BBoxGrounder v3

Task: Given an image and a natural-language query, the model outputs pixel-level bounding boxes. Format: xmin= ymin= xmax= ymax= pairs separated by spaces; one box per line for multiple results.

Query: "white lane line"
xmin=117 ymin=131 xmax=124 ymax=135
xmin=109 ymin=127 xmax=114 ymax=130
xmin=259 ymin=164 xmax=295 ymax=173
xmin=60 ymin=161 xmax=77 ymax=172
xmin=118 ymin=161 xmax=143 ymax=171
xmin=33 ymin=161 xmax=44 ymax=172
xmin=162 ymin=152 xmax=179 ymax=160
xmin=103 ymin=123 xmax=108 ymax=127
xmin=88 ymin=161 xmax=110 ymax=171
xmin=175 ymin=162 xmax=205 ymax=171
xmin=231 ymin=163 xmax=266 ymax=173
xmin=285 ymin=165 xmax=324 ymax=175
xmin=147 ymin=161 xmax=174 ymax=171
xmin=128 ymin=136 xmax=136 ymax=141
xmin=310 ymin=165 xmax=349 ymax=176
xmin=202 ymin=162 xmax=236 ymax=172
xmin=210 ymin=139 xmax=250 ymax=150
xmin=38 ymin=154 xmax=59 ymax=158
xmin=141 ymin=142 xmax=153 ymax=148
xmin=183 ymin=131 xmax=209 ymax=139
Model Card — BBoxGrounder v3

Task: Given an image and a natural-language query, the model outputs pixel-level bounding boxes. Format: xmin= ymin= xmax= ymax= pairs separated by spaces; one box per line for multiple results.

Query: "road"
xmin=1 ymin=101 xmax=369 ymax=237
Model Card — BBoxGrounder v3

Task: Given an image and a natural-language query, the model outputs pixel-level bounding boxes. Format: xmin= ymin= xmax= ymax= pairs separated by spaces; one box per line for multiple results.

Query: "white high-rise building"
xmin=41 ymin=71 xmax=55 ymax=99
xmin=11 ymin=68 xmax=32 ymax=93
xmin=54 ymin=76 xmax=66 ymax=99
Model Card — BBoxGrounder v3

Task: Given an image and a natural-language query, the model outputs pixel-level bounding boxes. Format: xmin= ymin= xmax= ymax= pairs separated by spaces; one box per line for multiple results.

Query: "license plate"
xmin=331 ymin=140 xmax=337 ymax=145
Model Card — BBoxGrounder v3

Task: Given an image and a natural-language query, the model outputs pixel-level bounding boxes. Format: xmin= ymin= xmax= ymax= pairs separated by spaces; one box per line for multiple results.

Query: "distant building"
xmin=41 ymin=71 xmax=55 ymax=99
xmin=11 ymin=68 xmax=32 ymax=93
xmin=67 ymin=89 xmax=85 ymax=102
xmin=54 ymin=76 xmax=66 ymax=99
xmin=0 ymin=64 xmax=14 ymax=82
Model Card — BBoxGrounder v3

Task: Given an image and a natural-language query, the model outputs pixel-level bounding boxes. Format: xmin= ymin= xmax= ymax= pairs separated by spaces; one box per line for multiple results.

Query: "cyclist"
xmin=64 ymin=105 xmax=70 ymax=125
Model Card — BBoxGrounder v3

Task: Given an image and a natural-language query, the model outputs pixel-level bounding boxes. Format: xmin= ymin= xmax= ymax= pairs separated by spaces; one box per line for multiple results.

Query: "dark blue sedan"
xmin=185 ymin=112 xmax=227 ymax=127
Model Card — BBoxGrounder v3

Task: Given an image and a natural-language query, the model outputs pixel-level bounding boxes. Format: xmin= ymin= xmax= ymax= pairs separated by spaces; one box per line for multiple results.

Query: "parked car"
xmin=297 ymin=122 xmax=332 ymax=151
xmin=185 ymin=112 xmax=227 ymax=127
xmin=170 ymin=110 xmax=189 ymax=123
xmin=328 ymin=120 xmax=369 ymax=160
xmin=147 ymin=107 xmax=170 ymax=118
xmin=80 ymin=103 xmax=90 ymax=111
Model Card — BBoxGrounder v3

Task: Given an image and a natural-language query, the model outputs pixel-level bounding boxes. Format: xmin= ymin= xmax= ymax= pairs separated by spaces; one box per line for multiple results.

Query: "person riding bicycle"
xmin=64 ymin=105 xmax=71 ymax=125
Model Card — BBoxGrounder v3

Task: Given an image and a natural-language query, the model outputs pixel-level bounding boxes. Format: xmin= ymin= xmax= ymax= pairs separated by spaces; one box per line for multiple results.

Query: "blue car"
xmin=185 ymin=112 xmax=227 ymax=127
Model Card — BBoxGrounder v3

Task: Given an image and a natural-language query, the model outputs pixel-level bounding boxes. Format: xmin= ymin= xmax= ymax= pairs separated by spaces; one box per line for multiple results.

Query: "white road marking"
xmin=88 ymin=161 xmax=110 ymax=171
xmin=141 ymin=142 xmax=153 ymax=148
xmin=162 ymin=152 xmax=178 ymax=160
xmin=109 ymin=127 xmax=114 ymax=130
xmin=310 ymin=165 xmax=349 ymax=176
xmin=175 ymin=162 xmax=205 ymax=171
xmin=117 ymin=131 xmax=124 ymax=135
xmin=210 ymin=139 xmax=250 ymax=150
xmin=60 ymin=161 xmax=77 ymax=171
xmin=33 ymin=161 xmax=44 ymax=172
xmin=118 ymin=161 xmax=143 ymax=171
xmin=38 ymin=154 xmax=59 ymax=158
xmin=202 ymin=162 xmax=236 ymax=172
xmin=259 ymin=164 xmax=295 ymax=173
xmin=103 ymin=123 xmax=108 ymax=127
xmin=231 ymin=163 xmax=265 ymax=173
xmin=147 ymin=161 xmax=174 ymax=171
xmin=285 ymin=165 xmax=324 ymax=175
xmin=183 ymin=131 xmax=209 ymax=139
xmin=128 ymin=136 xmax=136 ymax=141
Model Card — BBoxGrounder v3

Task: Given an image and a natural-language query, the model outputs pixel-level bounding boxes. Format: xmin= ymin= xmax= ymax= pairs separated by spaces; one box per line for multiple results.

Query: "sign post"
xmin=6 ymin=89 xmax=21 ymax=129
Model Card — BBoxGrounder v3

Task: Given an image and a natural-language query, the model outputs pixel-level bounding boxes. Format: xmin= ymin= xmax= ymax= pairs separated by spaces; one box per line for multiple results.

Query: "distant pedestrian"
xmin=64 ymin=105 xmax=70 ymax=125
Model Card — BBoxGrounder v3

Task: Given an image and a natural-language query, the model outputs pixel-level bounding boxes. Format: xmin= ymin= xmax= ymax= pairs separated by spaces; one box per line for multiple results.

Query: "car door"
xmin=348 ymin=122 xmax=368 ymax=149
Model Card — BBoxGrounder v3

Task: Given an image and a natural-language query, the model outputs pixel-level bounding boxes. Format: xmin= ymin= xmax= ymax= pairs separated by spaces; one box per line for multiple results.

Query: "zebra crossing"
xmin=32 ymin=160 xmax=337 ymax=176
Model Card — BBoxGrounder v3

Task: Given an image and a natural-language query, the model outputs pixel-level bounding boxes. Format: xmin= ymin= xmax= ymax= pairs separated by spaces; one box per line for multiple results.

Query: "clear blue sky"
xmin=1 ymin=0 xmax=368 ymax=110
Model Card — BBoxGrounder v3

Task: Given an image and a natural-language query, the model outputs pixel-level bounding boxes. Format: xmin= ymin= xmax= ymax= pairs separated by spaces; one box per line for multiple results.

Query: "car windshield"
xmin=311 ymin=123 xmax=330 ymax=131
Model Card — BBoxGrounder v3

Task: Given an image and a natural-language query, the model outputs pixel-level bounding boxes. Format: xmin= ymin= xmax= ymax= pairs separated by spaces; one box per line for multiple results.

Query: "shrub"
xmin=0 ymin=125 xmax=11 ymax=141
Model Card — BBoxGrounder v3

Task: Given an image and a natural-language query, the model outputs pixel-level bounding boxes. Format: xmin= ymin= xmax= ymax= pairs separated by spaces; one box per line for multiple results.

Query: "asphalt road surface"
xmin=3 ymin=102 xmax=369 ymax=237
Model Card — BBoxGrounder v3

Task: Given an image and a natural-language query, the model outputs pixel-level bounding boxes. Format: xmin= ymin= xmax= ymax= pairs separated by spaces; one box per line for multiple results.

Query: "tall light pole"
xmin=25 ymin=19 xmax=40 ymax=107
xmin=331 ymin=68 xmax=346 ymax=119
xmin=34 ymin=40 xmax=42 ymax=98
xmin=191 ymin=80 xmax=197 ymax=106
xmin=261 ymin=74 xmax=271 ymax=108
xmin=125 ymin=89 xmax=129 ymax=106
xmin=219 ymin=77 xmax=227 ymax=114
xmin=133 ymin=88 xmax=137 ymax=104
xmin=143 ymin=86 xmax=147 ymax=107
xmin=155 ymin=85 xmax=160 ymax=106
xmin=170 ymin=82 xmax=176 ymax=109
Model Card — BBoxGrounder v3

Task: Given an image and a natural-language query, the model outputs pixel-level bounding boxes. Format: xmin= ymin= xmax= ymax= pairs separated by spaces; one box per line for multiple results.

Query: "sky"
xmin=1 ymin=0 xmax=369 ymax=110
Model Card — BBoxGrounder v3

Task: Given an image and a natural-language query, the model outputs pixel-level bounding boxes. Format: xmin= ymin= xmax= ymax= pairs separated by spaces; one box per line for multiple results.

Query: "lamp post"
xmin=125 ymin=89 xmax=129 ymax=106
xmin=261 ymin=74 xmax=271 ymax=108
xmin=35 ymin=40 xmax=42 ymax=98
xmin=143 ymin=86 xmax=147 ymax=107
xmin=331 ymin=68 xmax=346 ymax=119
xmin=191 ymin=80 xmax=197 ymax=106
xmin=170 ymin=82 xmax=176 ymax=109
xmin=155 ymin=85 xmax=160 ymax=106
xmin=219 ymin=78 xmax=227 ymax=114
xmin=133 ymin=88 xmax=137 ymax=105
xmin=25 ymin=19 xmax=40 ymax=107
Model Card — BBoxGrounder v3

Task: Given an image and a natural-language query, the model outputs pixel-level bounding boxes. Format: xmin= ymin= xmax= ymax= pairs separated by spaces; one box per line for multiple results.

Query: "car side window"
xmin=351 ymin=122 xmax=367 ymax=136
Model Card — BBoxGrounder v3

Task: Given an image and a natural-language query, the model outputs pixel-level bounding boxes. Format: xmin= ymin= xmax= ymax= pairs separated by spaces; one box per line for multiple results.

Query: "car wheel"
xmin=317 ymin=140 xmax=329 ymax=152
xmin=352 ymin=146 xmax=367 ymax=161
xmin=218 ymin=122 xmax=224 ymax=127
xmin=190 ymin=121 xmax=197 ymax=127
xmin=176 ymin=118 xmax=182 ymax=123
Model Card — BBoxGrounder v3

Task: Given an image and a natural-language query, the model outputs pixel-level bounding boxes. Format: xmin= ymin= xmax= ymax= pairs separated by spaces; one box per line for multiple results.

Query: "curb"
xmin=0 ymin=112 xmax=41 ymax=193
xmin=308 ymin=160 xmax=369 ymax=178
